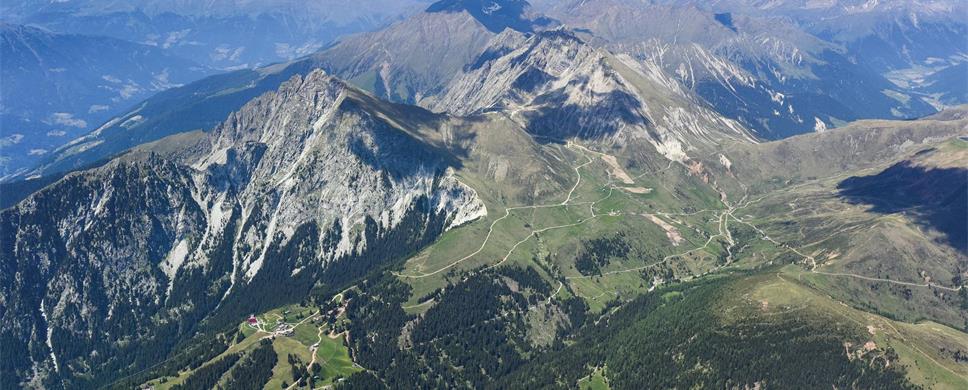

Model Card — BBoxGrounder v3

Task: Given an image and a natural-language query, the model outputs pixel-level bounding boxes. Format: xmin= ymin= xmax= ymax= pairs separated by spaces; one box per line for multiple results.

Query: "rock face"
xmin=15 ymin=7 xmax=502 ymax=182
xmin=431 ymin=29 xmax=755 ymax=161
xmin=18 ymin=1 xmax=761 ymax=182
xmin=541 ymin=0 xmax=938 ymax=139
xmin=312 ymin=9 xmax=498 ymax=105
xmin=426 ymin=0 xmax=554 ymax=33
xmin=16 ymin=0 xmax=964 ymax=183
xmin=311 ymin=0 xmax=555 ymax=105
xmin=0 ymin=70 xmax=485 ymax=387
xmin=311 ymin=0 xmax=557 ymax=106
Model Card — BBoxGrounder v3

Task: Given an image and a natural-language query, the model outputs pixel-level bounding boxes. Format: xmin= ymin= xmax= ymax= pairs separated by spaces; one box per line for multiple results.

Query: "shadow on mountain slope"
xmin=523 ymin=88 xmax=651 ymax=143
xmin=837 ymin=160 xmax=968 ymax=252
xmin=426 ymin=0 xmax=555 ymax=34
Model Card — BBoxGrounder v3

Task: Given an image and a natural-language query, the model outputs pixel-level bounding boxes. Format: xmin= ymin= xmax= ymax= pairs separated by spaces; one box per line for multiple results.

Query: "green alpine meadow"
xmin=1 ymin=1 xmax=966 ymax=389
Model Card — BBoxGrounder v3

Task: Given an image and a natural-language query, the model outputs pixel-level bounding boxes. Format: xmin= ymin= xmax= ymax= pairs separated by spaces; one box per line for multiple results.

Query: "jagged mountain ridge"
xmin=429 ymin=28 xmax=755 ymax=160
xmin=0 ymin=69 xmax=486 ymax=387
xmin=312 ymin=0 xmax=555 ymax=105
xmin=661 ymin=0 xmax=968 ymax=69
xmin=1 ymin=3 xmax=966 ymax=388
xmin=14 ymin=0 xmax=535 ymax=182
xmin=627 ymin=0 xmax=968 ymax=109
xmin=16 ymin=1 xmax=758 ymax=183
xmin=542 ymin=0 xmax=938 ymax=139
xmin=309 ymin=9 xmax=499 ymax=105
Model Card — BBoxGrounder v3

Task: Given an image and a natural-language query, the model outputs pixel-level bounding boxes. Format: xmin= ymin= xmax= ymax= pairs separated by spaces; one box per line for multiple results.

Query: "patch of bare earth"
xmin=622 ymin=186 xmax=652 ymax=194
xmin=600 ymin=154 xmax=634 ymax=184
xmin=643 ymin=214 xmax=684 ymax=246
xmin=599 ymin=154 xmax=652 ymax=194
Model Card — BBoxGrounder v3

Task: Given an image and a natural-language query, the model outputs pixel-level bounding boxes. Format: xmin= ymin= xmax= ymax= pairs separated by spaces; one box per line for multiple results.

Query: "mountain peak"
xmin=426 ymin=0 xmax=550 ymax=33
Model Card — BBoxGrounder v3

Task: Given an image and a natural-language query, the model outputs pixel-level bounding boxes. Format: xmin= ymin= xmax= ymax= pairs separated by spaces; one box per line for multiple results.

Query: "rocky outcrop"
xmin=0 ymin=70 xmax=485 ymax=387
xmin=430 ymin=29 xmax=755 ymax=161
xmin=542 ymin=0 xmax=938 ymax=139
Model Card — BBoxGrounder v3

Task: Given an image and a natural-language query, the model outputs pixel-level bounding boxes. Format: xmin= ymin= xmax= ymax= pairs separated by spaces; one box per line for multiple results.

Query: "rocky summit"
xmin=1 ymin=1 xmax=966 ymax=389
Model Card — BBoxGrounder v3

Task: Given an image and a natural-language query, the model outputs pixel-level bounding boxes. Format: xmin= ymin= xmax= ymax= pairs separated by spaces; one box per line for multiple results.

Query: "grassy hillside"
xmin=139 ymin=300 xmax=359 ymax=390
xmin=502 ymin=270 xmax=967 ymax=389
xmin=130 ymin=108 xmax=967 ymax=389
xmin=726 ymin=137 xmax=968 ymax=329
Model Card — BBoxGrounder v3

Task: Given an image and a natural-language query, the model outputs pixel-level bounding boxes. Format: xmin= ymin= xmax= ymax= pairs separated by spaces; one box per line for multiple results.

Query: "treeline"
xmin=285 ymin=353 xmax=321 ymax=388
xmin=575 ymin=233 xmax=631 ymax=276
xmin=497 ymin=276 xmax=917 ymax=389
xmin=210 ymin=192 xmax=453 ymax=336
xmin=170 ymin=353 xmax=240 ymax=390
xmin=221 ymin=339 xmax=277 ymax=390
xmin=106 ymin=328 xmax=233 ymax=389
xmin=338 ymin=266 xmax=579 ymax=389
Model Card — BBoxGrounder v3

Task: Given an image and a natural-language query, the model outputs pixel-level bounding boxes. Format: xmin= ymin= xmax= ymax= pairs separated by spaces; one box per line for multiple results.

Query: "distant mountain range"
xmin=4 ymin=0 xmax=967 ymax=179
xmin=663 ymin=0 xmax=968 ymax=70
xmin=15 ymin=2 xmax=754 ymax=180
xmin=0 ymin=1 xmax=435 ymax=177
xmin=0 ymin=0 xmax=434 ymax=69
xmin=538 ymin=0 xmax=946 ymax=138
xmin=0 ymin=23 xmax=211 ymax=177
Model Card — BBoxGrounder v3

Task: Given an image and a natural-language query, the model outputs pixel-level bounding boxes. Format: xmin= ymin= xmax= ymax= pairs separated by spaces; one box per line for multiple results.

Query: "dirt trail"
xmin=284 ymin=323 xmax=325 ymax=390
xmin=546 ymin=281 xmax=564 ymax=304
xmin=399 ymin=137 xmax=962 ymax=304
xmin=732 ymin=200 xmax=964 ymax=292
xmin=396 ymin=145 xmax=606 ymax=279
